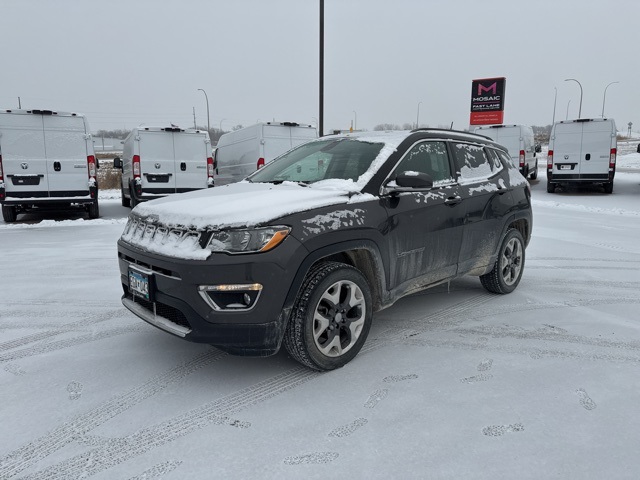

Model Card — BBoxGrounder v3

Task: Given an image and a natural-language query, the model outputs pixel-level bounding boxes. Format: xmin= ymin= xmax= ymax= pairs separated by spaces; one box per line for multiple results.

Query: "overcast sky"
xmin=2 ymin=0 xmax=638 ymax=135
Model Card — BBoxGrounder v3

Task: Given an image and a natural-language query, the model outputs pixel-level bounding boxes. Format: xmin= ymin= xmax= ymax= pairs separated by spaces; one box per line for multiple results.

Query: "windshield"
xmin=247 ymin=138 xmax=384 ymax=184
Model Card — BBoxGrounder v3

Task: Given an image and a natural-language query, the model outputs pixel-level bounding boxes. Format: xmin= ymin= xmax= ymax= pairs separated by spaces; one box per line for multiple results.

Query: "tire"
xmin=603 ymin=181 xmax=613 ymax=194
xmin=529 ymin=164 xmax=538 ymax=180
xmin=87 ymin=201 xmax=100 ymax=219
xmin=2 ymin=205 xmax=17 ymax=223
xmin=284 ymin=261 xmax=373 ymax=371
xmin=121 ymin=183 xmax=130 ymax=207
xmin=480 ymin=229 xmax=525 ymax=294
xmin=546 ymin=182 xmax=555 ymax=193
xmin=129 ymin=182 xmax=138 ymax=209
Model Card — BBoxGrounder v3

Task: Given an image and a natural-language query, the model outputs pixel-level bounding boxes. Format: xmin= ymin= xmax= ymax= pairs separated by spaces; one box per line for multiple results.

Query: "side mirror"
xmin=384 ymin=171 xmax=433 ymax=194
xmin=113 ymin=157 xmax=122 ymax=170
xmin=95 ymin=158 xmax=100 ymax=169
xmin=535 ymin=143 xmax=542 ymax=153
xmin=637 ymin=144 xmax=640 ymax=154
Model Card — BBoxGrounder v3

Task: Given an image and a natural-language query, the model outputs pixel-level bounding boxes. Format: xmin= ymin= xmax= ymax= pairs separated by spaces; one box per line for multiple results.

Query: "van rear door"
xmin=43 ymin=115 xmax=90 ymax=195
xmin=492 ymin=128 xmax=522 ymax=168
xmin=138 ymin=130 xmax=177 ymax=193
xmin=580 ymin=120 xmax=614 ymax=177
xmin=551 ymin=122 xmax=582 ymax=177
xmin=0 ymin=112 xmax=48 ymax=196
xmin=172 ymin=131 xmax=208 ymax=192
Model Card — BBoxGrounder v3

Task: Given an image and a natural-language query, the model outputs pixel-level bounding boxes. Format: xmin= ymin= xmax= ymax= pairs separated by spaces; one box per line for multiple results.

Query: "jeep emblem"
xmin=21 ymin=162 xmax=28 ymax=170
xmin=155 ymin=163 xmax=161 ymax=169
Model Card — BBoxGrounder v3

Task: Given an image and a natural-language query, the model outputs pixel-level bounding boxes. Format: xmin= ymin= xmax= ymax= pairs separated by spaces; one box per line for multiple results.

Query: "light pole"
xmin=219 ymin=118 xmax=226 ymax=132
xmin=416 ymin=101 xmax=422 ymax=129
xmin=601 ymin=81 xmax=619 ymax=118
xmin=565 ymin=100 xmax=571 ymax=121
xmin=352 ymin=110 xmax=357 ymax=131
xmin=564 ymin=78 xmax=583 ymax=118
xmin=552 ymin=87 xmax=557 ymax=125
xmin=197 ymin=88 xmax=210 ymax=134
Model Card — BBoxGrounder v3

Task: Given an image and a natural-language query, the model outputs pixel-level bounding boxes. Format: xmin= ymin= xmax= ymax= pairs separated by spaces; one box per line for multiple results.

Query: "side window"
xmin=452 ymin=142 xmax=494 ymax=182
xmin=486 ymin=148 xmax=505 ymax=172
xmin=394 ymin=141 xmax=453 ymax=184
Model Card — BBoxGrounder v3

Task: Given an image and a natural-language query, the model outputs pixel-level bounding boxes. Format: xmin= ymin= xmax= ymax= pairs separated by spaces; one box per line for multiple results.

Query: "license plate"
xmin=129 ymin=268 xmax=153 ymax=301
xmin=560 ymin=165 xmax=572 ymax=170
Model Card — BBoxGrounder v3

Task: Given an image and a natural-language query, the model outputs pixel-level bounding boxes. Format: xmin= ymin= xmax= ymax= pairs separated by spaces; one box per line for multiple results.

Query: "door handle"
xmin=444 ymin=195 xmax=462 ymax=206
xmin=53 ymin=161 xmax=61 ymax=171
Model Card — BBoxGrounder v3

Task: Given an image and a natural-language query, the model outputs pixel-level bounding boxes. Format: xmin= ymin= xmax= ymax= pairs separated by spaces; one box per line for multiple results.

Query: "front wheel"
xmin=284 ymin=262 xmax=373 ymax=371
xmin=2 ymin=205 xmax=17 ymax=223
xmin=480 ymin=229 xmax=525 ymax=294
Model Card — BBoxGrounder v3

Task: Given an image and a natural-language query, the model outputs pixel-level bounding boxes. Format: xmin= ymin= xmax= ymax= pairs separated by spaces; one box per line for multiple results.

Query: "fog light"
xmin=198 ymin=284 xmax=263 ymax=311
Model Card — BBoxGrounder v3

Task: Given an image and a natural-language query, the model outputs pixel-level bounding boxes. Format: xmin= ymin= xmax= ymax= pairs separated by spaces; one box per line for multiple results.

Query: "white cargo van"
xmin=546 ymin=118 xmax=617 ymax=194
xmin=214 ymin=121 xmax=317 ymax=185
xmin=0 ymin=109 xmax=99 ymax=223
xmin=114 ymin=126 xmax=213 ymax=208
xmin=473 ymin=124 xmax=540 ymax=179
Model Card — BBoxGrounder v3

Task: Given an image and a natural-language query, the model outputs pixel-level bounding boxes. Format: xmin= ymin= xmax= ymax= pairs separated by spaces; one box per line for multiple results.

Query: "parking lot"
xmin=1 ymin=161 xmax=640 ymax=479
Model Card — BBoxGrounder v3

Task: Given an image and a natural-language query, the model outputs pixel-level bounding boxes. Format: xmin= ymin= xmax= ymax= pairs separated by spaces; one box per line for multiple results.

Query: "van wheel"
xmin=529 ymin=165 xmax=538 ymax=180
xmin=87 ymin=201 xmax=100 ymax=219
xmin=2 ymin=205 xmax=17 ymax=223
xmin=129 ymin=182 xmax=138 ymax=208
xmin=603 ymin=181 xmax=613 ymax=194
xmin=121 ymin=184 xmax=130 ymax=207
xmin=546 ymin=182 xmax=555 ymax=193
xmin=480 ymin=229 xmax=525 ymax=294
xmin=283 ymin=262 xmax=373 ymax=371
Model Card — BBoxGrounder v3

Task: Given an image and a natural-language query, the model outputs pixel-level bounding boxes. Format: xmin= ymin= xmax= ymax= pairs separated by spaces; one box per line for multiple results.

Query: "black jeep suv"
xmin=117 ymin=129 xmax=532 ymax=370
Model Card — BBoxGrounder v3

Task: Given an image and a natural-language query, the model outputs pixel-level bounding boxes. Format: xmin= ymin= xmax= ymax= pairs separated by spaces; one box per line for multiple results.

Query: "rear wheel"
xmin=480 ymin=229 xmax=525 ymax=294
xmin=284 ymin=262 xmax=373 ymax=371
xmin=529 ymin=164 xmax=538 ymax=180
xmin=546 ymin=182 xmax=555 ymax=193
xmin=2 ymin=205 xmax=17 ymax=223
xmin=603 ymin=181 xmax=613 ymax=194
xmin=87 ymin=201 xmax=100 ymax=219
xmin=129 ymin=182 xmax=138 ymax=209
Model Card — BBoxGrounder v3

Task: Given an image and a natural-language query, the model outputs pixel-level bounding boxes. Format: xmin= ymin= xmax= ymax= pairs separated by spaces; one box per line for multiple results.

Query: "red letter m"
xmin=477 ymin=82 xmax=497 ymax=96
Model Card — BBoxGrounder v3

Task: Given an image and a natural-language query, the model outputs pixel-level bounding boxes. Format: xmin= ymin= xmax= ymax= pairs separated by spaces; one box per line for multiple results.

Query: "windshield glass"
xmin=247 ymin=138 xmax=384 ymax=184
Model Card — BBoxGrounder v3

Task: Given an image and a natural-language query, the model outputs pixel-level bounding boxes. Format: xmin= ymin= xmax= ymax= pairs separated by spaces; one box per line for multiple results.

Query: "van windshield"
xmin=247 ymin=138 xmax=384 ymax=185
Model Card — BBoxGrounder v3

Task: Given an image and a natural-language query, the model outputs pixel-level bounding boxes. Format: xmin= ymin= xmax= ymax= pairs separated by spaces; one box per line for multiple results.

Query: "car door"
xmin=451 ymin=142 xmax=513 ymax=274
xmin=382 ymin=140 xmax=464 ymax=292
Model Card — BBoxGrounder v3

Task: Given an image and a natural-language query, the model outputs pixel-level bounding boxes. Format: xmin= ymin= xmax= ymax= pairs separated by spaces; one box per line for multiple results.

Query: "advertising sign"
xmin=469 ymin=77 xmax=506 ymax=125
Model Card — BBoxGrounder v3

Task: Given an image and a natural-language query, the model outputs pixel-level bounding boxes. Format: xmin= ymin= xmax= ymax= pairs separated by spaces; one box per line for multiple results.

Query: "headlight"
xmin=207 ymin=226 xmax=291 ymax=254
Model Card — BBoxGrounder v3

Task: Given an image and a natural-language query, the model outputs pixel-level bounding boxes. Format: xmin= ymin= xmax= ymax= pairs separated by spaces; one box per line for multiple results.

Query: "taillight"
xmin=547 ymin=150 xmax=554 ymax=169
xmin=87 ymin=155 xmax=97 ymax=178
xmin=609 ymin=148 xmax=617 ymax=168
xmin=133 ymin=155 xmax=141 ymax=178
xmin=207 ymin=157 xmax=214 ymax=178
xmin=257 ymin=157 xmax=265 ymax=169
xmin=519 ymin=150 xmax=525 ymax=168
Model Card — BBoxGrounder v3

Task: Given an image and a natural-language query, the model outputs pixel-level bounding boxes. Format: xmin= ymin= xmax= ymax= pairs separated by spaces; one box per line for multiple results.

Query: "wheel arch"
xmin=283 ymin=239 xmax=387 ymax=316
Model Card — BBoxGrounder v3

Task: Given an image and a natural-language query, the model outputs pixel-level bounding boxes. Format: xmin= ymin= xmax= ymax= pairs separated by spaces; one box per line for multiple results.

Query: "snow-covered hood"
xmin=131 ymin=181 xmax=361 ymax=230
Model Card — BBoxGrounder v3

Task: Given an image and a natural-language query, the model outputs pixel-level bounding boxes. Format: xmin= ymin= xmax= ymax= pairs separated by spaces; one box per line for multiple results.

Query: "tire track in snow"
xmin=18 ymin=367 xmax=319 ymax=480
xmin=0 ymin=349 xmax=226 ymax=478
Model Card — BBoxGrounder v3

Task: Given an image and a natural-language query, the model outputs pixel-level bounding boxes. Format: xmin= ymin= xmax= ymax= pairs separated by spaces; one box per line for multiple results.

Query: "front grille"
xmin=126 ymin=292 xmax=192 ymax=330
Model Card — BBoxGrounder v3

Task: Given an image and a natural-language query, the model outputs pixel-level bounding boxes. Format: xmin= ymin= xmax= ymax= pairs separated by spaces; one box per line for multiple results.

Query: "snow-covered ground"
xmin=1 ymin=152 xmax=639 ymax=479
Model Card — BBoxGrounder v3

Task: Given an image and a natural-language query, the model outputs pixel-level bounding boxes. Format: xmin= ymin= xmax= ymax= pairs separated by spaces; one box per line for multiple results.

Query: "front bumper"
xmin=117 ymin=236 xmax=307 ymax=355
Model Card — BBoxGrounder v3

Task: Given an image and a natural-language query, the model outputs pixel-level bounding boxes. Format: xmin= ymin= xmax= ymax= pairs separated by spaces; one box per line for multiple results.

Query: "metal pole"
xmin=601 ymin=81 xmax=619 ymax=118
xmin=319 ymin=0 xmax=324 ymax=137
xmin=416 ymin=101 xmax=422 ymax=129
xmin=552 ymin=87 xmax=557 ymax=125
xmin=192 ymin=107 xmax=197 ymax=129
xmin=565 ymin=100 xmax=571 ymax=121
xmin=197 ymin=89 xmax=210 ymax=134
xmin=353 ymin=110 xmax=357 ymax=131
xmin=564 ymin=78 xmax=583 ymax=118
xmin=219 ymin=118 xmax=226 ymax=131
